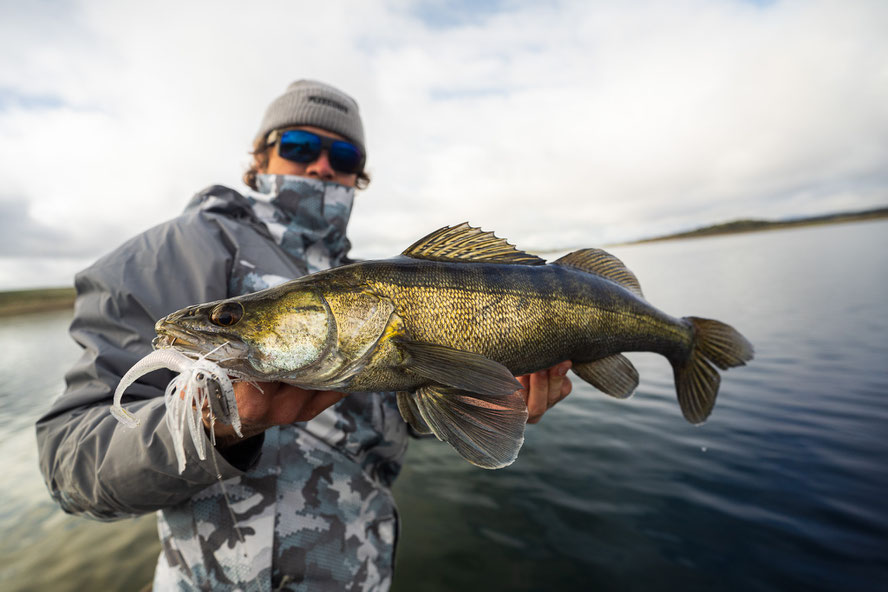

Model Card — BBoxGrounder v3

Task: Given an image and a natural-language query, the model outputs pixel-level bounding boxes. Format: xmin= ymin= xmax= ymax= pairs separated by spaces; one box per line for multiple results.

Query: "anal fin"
xmin=572 ymin=354 xmax=639 ymax=399
xmin=412 ymin=385 xmax=528 ymax=469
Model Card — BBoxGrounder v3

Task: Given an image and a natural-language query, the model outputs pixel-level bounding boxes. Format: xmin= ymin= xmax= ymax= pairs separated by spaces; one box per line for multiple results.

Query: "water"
xmin=1 ymin=221 xmax=886 ymax=591
xmin=0 ymin=311 xmax=161 ymax=591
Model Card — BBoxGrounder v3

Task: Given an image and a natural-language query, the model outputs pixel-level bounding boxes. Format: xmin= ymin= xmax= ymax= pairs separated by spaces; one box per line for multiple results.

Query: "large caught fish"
xmin=145 ymin=223 xmax=754 ymax=469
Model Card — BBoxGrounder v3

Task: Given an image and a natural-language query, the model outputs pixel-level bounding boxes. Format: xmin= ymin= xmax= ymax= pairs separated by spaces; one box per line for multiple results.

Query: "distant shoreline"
xmin=614 ymin=206 xmax=888 ymax=246
xmin=0 ymin=287 xmax=75 ymax=318
xmin=2 ymin=207 xmax=886 ymax=317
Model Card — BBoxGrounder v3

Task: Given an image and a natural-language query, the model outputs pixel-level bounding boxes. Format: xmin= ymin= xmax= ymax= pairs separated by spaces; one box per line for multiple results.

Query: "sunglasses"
xmin=267 ymin=129 xmax=364 ymax=175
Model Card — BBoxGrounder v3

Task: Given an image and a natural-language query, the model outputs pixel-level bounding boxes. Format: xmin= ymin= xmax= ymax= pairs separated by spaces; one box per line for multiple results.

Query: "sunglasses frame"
xmin=266 ymin=128 xmax=365 ymax=175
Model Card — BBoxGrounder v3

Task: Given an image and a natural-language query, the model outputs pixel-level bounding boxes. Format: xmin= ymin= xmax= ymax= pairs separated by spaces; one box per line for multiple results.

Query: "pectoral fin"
xmin=413 ymin=385 xmax=528 ymax=469
xmin=398 ymin=340 xmax=522 ymax=397
xmin=572 ymin=354 xmax=639 ymax=399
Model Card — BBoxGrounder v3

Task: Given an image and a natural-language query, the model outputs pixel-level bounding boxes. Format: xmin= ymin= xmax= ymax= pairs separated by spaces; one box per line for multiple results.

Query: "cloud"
xmin=0 ymin=198 xmax=72 ymax=257
xmin=0 ymin=0 xmax=886 ymax=287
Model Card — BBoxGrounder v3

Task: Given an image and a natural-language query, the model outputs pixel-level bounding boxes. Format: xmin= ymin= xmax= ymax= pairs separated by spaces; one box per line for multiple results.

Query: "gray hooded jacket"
xmin=36 ymin=183 xmax=408 ymax=591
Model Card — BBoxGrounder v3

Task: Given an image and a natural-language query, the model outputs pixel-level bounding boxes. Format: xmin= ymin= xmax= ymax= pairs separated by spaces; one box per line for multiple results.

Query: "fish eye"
xmin=210 ymin=302 xmax=244 ymax=327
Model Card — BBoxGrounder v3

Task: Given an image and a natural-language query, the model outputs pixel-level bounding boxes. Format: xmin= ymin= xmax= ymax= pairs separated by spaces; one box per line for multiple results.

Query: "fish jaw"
xmin=152 ymin=318 xmax=254 ymax=375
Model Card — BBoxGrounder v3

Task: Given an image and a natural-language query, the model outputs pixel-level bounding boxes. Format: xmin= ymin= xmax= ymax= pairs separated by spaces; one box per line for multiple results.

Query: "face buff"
xmin=251 ymin=174 xmax=355 ymax=273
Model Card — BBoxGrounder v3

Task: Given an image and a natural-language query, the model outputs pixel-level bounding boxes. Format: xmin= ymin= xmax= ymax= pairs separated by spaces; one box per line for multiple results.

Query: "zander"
xmin=144 ymin=223 xmax=754 ymax=469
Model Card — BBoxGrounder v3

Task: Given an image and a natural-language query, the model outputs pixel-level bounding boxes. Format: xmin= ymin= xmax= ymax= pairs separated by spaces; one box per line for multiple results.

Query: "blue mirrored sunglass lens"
xmin=328 ymin=142 xmax=362 ymax=173
xmin=278 ymin=131 xmax=321 ymax=163
xmin=277 ymin=130 xmax=363 ymax=173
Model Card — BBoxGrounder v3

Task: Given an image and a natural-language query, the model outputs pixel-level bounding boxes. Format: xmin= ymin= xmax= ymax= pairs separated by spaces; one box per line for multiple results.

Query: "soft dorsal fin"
xmin=553 ymin=249 xmax=644 ymax=298
xmin=402 ymin=223 xmax=545 ymax=265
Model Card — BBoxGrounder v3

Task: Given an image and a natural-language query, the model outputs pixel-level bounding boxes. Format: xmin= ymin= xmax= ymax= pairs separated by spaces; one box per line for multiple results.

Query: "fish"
xmin=148 ymin=223 xmax=754 ymax=469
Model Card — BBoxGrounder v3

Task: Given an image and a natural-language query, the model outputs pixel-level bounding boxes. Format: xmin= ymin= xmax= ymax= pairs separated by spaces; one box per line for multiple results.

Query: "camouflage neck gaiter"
xmin=250 ymin=175 xmax=355 ymax=272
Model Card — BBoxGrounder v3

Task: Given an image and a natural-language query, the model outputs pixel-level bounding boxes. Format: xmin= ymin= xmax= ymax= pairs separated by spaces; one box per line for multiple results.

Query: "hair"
xmin=242 ymin=134 xmax=371 ymax=191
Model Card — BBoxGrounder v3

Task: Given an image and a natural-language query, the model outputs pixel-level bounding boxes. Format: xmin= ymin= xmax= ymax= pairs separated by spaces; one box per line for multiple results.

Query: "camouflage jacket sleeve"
xmin=35 ymin=209 xmax=263 ymax=520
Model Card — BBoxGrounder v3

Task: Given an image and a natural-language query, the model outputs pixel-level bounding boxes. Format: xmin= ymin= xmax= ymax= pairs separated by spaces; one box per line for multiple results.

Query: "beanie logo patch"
xmin=308 ymin=95 xmax=349 ymax=114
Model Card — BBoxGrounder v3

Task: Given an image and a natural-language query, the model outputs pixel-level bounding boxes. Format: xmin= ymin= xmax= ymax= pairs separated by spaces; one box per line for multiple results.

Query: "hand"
xmin=517 ymin=361 xmax=572 ymax=424
xmin=206 ymin=381 xmax=347 ymax=447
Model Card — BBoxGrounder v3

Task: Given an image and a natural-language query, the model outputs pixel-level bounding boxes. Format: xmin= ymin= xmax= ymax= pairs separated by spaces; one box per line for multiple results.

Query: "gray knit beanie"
xmin=255 ymin=80 xmax=365 ymax=158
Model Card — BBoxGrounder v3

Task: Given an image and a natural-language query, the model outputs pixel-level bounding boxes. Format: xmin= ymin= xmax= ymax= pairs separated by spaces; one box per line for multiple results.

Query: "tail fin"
xmin=673 ymin=317 xmax=754 ymax=424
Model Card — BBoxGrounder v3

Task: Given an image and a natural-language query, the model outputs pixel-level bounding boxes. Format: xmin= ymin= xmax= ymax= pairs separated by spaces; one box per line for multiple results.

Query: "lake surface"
xmin=1 ymin=221 xmax=886 ymax=591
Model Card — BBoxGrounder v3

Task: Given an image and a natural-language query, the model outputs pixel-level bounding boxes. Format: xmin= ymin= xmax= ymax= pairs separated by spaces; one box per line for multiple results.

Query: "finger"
xmin=547 ymin=376 xmax=572 ymax=411
xmin=516 ymin=375 xmax=530 ymax=398
xmin=233 ymin=381 xmax=275 ymax=422
xmin=299 ymin=390 xmax=348 ymax=422
xmin=546 ymin=370 xmax=564 ymax=409
xmin=526 ymin=370 xmax=549 ymax=424
xmin=236 ymin=380 xmax=276 ymax=396
xmin=547 ymin=361 xmax=572 ymax=409
xmin=560 ymin=376 xmax=573 ymax=400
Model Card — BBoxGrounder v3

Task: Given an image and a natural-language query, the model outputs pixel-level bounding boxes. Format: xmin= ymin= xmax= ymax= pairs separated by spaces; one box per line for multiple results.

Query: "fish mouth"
xmin=152 ymin=333 xmax=194 ymax=350
xmin=152 ymin=326 xmax=202 ymax=352
xmin=152 ymin=326 xmax=248 ymax=365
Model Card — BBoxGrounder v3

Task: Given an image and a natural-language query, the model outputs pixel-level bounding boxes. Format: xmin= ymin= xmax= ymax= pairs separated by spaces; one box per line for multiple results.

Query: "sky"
xmin=0 ymin=0 xmax=885 ymax=290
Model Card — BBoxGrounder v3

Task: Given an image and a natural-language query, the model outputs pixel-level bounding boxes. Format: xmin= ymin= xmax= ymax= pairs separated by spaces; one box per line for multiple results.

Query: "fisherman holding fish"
xmin=36 ymin=80 xmax=573 ymax=591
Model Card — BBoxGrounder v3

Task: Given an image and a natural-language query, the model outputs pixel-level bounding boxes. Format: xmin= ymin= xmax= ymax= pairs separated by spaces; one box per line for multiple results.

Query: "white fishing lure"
xmin=110 ymin=347 xmax=244 ymax=473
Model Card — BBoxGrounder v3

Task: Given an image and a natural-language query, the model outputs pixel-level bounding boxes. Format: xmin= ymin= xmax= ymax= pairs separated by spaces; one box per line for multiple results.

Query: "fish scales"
xmin=346 ymin=257 xmax=690 ymax=377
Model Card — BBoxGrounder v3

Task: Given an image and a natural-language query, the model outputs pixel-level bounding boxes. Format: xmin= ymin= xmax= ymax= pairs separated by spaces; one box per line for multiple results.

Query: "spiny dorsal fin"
xmin=402 ymin=223 xmax=545 ymax=265
xmin=553 ymin=249 xmax=644 ymax=298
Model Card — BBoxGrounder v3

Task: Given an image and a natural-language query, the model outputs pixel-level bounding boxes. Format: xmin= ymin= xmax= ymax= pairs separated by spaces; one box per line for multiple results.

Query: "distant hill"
xmin=628 ymin=206 xmax=888 ymax=245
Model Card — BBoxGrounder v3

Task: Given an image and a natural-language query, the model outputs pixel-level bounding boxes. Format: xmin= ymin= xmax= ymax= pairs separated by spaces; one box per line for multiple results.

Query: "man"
xmin=36 ymin=80 xmax=571 ymax=591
